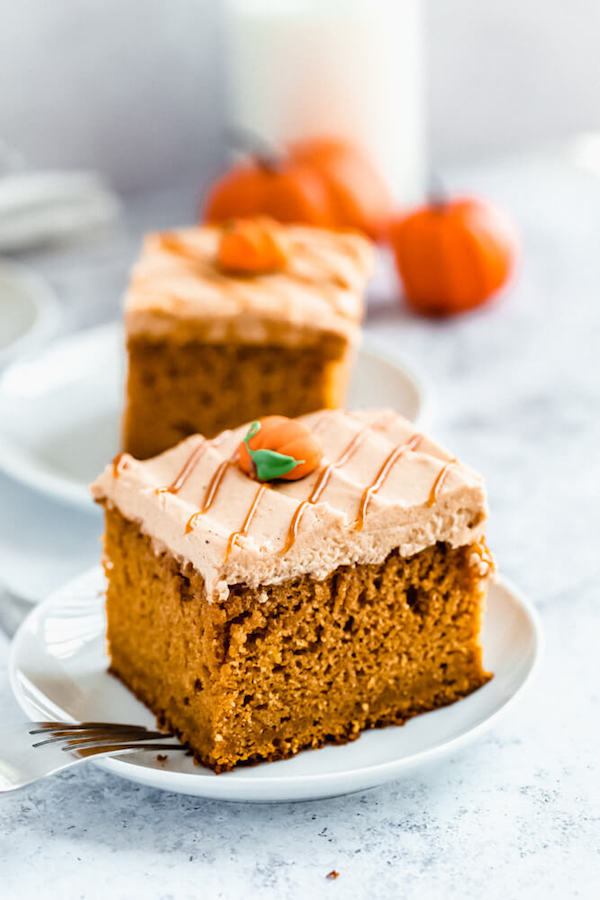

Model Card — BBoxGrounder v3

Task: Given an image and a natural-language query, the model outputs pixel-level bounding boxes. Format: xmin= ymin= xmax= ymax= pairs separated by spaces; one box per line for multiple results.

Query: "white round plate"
xmin=0 ymin=323 xmax=429 ymax=510
xmin=9 ymin=567 xmax=541 ymax=803
xmin=0 ymin=259 xmax=60 ymax=368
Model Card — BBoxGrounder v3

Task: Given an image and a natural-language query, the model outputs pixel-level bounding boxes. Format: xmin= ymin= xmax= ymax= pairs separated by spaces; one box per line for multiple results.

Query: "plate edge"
xmin=7 ymin=569 xmax=544 ymax=797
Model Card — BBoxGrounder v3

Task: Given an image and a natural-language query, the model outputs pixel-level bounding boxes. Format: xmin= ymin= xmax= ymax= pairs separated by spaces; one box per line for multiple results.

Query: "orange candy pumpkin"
xmin=237 ymin=416 xmax=323 ymax=482
xmin=217 ymin=218 xmax=288 ymax=275
xmin=388 ymin=196 xmax=519 ymax=316
xmin=204 ymin=135 xmax=392 ymax=240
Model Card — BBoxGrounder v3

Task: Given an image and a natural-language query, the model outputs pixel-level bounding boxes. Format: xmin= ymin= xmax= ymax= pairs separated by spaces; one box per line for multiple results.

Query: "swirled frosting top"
xmin=125 ymin=225 xmax=374 ymax=345
xmin=91 ymin=409 xmax=489 ymax=601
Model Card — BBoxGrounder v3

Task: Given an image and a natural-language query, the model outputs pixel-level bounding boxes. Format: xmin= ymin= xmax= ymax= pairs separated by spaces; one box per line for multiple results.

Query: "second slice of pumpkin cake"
xmin=122 ymin=219 xmax=374 ymax=458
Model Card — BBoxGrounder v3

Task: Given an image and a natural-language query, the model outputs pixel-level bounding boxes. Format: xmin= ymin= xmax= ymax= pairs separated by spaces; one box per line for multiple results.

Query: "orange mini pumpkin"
xmin=237 ymin=416 xmax=323 ymax=482
xmin=217 ymin=218 xmax=288 ymax=274
xmin=289 ymin=136 xmax=392 ymax=239
xmin=206 ymin=158 xmax=333 ymax=229
xmin=387 ymin=196 xmax=519 ymax=316
xmin=204 ymin=134 xmax=392 ymax=240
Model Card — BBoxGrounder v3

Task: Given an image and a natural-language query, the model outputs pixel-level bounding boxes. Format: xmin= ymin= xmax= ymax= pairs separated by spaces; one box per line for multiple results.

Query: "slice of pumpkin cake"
xmin=91 ymin=409 xmax=493 ymax=773
xmin=122 ymin=218 xmax=373 ymax=459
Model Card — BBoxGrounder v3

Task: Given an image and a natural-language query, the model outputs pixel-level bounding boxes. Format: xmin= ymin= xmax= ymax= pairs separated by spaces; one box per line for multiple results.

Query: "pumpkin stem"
xmin=226 ymin=126 xmax=282 ymax=173
xmin=428 ymin=173 xmax=448 ymax=210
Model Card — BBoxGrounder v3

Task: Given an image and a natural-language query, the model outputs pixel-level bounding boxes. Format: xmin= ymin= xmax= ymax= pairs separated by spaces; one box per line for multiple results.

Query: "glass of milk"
xmin=224 ymin=0 xmax=425 ymax=205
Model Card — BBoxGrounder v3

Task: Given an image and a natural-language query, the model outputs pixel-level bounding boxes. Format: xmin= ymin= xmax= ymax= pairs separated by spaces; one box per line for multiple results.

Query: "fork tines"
xmin=28 ymin=721 xmax=175 ymax=751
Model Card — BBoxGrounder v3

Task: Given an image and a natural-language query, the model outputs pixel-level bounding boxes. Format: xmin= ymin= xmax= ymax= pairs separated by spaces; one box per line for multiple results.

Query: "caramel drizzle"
xmin=280 ymin=413 xmax=396 ymax=554
xmin=224 ymin=485 xmax=267 ymax=563
xmin=155 ymin=431 xmax=231 ymax=498
xmin=213 ymin=415 xmax=336 ymax=558
xmin=292 ymin=266 xmax=350 ymax=292
xmin=112 ymin=453 xmax=126 ymax=478
xmin=309 ymin=411 xmax=334 ymax=436
xmin=158 ymin=232 xmax=205 ymax=264
xmin=354 ymin=433 xmax=423 ymax=531
xmin=156 ymin=233 xmax=245 ymax=289
xmin=280 ymin=431 xmax=367 ymax=554
xmin=158 ymin=231 xmax=224 ymax=268
xmin=154 ymin=231 xmax=358 ymax=327
xmin=156 ymin=439 xmax=207 ymax=495
xmin=185 ymin=453 xmax=237 ymax=534
xmin=426 ymin=458 xmax=457 ymax=508
xmin=156 ymin=233 xmax=230 ymax=284
xmin=160 ymin=231 xmax=358 ymax=291
xmin=294 ymin=240 xmax=352 ymax=289
xmin=157 ymin=231 xmax=299 ymax=320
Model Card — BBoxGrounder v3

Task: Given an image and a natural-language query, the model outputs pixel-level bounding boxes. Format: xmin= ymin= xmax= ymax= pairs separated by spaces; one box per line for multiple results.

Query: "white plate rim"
xmin=8 ymin=568 xmax=543 ymax=801
xmin=0 ymin=258 xmax=61 ymax=368
xmin=0 ymin=322 xmax=430 ymax=512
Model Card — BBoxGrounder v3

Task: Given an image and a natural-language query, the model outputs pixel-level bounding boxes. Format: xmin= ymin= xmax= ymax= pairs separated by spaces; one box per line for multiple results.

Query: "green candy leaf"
xmin=250 ymin=448 xmax=303 ymax=481
xmin=243 ymin=420 xmax=304 ymax=481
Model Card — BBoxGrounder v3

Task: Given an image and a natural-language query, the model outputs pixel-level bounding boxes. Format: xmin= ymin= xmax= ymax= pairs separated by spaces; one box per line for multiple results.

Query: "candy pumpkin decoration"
xmin=204 ymin=134 xmax=392 ymax=240
xmin=217 ymin=218 xmax=288 ymax=275
xmin=388 ymin=196 xmax=519 ymax=316
xmin=238 ymin=416 xmax=323 ymax=482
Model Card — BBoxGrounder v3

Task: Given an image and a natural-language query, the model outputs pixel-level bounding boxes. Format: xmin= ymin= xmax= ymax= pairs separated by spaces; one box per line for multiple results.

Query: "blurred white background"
xmin=2 ymin=0 xmax=599 ymax=191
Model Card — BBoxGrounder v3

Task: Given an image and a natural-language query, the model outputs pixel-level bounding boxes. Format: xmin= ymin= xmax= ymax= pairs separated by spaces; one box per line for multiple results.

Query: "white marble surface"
xmin=1 ymin=153 xmax=599 ymax=898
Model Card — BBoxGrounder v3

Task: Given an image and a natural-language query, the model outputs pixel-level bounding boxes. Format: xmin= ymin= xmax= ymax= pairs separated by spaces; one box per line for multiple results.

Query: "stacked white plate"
xmin=0 ymin=260 xmax=60 ymax=369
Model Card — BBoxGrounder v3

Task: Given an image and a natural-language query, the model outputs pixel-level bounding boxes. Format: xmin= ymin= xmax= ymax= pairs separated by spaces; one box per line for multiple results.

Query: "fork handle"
xmin=0 ymin=729 xmax=186 ymax=793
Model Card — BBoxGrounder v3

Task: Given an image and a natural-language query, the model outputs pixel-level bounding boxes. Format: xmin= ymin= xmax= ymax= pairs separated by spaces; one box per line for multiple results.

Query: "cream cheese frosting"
xmin=91 ymin=410 xmax=489 ymax=601
xmin=125 ymin=225 xmax=374 ymax=346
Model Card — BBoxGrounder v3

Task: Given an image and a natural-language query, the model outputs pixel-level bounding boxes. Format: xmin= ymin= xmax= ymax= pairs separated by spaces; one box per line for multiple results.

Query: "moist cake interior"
xmin=105 ymin=508 xmax=491 ymax=773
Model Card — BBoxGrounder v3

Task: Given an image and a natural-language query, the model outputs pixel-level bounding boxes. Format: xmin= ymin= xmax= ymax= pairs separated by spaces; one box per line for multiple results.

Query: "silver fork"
xmin=0 ymin=721 xmax=186 ymax=792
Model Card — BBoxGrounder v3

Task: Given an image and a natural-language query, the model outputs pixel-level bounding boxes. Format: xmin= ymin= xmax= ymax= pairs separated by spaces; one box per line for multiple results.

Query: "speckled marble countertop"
xmin=1 ymin=152 xmax=599 ymax=899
